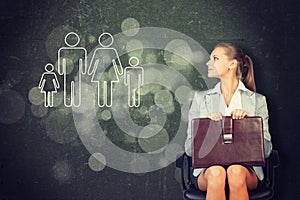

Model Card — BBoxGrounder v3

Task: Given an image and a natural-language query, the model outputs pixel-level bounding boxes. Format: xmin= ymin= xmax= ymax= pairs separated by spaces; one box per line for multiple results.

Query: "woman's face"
xmin=206 ymin=47 xmax=233 ymax=78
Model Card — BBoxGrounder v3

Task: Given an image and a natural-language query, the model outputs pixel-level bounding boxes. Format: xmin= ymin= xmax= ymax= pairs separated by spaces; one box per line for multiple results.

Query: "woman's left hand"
xmin=231 ymin=109 xmax=249 ymax=119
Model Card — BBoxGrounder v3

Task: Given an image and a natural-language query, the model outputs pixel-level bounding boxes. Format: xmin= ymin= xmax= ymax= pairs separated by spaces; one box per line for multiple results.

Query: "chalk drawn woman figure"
xmin=88 ymin=32 xmax=123 ymax=107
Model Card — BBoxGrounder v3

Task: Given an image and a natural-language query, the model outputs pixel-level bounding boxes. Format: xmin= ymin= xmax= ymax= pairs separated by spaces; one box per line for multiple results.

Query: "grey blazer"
xmin=184 ymin=83 xmax=272 ymax=180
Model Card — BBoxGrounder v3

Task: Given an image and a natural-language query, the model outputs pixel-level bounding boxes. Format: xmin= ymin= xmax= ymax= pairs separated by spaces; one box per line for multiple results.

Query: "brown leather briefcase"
xmin=192 ymin=116 xmax=265 ymax=168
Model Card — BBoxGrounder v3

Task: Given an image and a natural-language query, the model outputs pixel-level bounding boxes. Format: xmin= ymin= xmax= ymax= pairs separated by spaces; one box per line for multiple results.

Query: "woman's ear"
xmin=229 ymin=59 xmax=238 ymax=70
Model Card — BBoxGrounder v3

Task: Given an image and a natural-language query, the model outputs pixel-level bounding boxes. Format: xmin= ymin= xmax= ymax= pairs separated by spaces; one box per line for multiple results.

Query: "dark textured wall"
xmin=0 ymin=0 xmax=299 ymax=199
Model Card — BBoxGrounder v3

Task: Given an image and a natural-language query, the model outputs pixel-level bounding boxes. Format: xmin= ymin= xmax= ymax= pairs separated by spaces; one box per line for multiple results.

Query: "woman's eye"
xmin=213 ymin=57 xmax=219 ymax=61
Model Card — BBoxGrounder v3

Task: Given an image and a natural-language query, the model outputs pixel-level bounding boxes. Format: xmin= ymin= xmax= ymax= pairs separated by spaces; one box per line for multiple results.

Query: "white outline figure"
xmin=124 ymin=57 xmax=144 ymax=107
xmin=38 ymin=63 xmax=60 ymax=107
xmin=88 ymin=32 xmax=123 ymax=107
xmin=57 ymin=32 xmax=87 ymax=107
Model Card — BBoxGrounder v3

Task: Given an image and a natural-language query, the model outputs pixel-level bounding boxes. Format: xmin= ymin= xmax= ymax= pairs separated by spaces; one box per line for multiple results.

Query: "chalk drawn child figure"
xmin=124 ymin=57 xmax=144 ymax=107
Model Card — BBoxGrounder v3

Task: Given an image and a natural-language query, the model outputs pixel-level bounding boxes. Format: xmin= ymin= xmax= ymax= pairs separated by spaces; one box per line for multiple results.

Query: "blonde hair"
xmin=215 ymin=43 xmax=256 ymax=92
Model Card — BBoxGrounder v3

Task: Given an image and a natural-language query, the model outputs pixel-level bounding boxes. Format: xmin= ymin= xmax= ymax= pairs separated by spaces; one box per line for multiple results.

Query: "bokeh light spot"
xmin=28 ymin=87 xmax=44 ymax=106
xmin=121 ymin=18 xmax=140 ymax=36
xmin=99 ymin=109 xmax=112 ymax=121
xmin=154 ymin=89 xmax=173 ymax=109
xmin=31 ymin=104 xmax=48 ymax=118
xmin=0 ymin=89 xmax=25 ymax=124
xmin=53 ymin=160 xmax=72 ymax=183
xmin=45 ymin=109 xmax=78 ymax=144
xmin=88 ymin=152 xmax=106 ymax=172
xmin=138 ymin=128 xmax=169 ymax=153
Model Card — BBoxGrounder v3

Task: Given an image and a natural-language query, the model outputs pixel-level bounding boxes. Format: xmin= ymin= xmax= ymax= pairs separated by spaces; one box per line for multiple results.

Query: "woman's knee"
xmin=205 ymin=166 xmax=226 ymax=178
xmin=204 ymin=166 xmax=226 ymax=188
xmin=227 ymin=165 xmax=247 ymax=190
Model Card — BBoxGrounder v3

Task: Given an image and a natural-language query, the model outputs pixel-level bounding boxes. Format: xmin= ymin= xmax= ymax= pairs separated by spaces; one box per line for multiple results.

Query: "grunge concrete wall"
xmin=0 ymin=0 xmax=299 ymax=199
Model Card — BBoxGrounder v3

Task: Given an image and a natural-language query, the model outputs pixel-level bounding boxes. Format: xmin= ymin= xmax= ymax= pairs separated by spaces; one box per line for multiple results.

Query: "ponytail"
xmin=215 ymin=43 xmax=257 ymax=92
xmin=241 ymin=55 xmax=256 ymax=92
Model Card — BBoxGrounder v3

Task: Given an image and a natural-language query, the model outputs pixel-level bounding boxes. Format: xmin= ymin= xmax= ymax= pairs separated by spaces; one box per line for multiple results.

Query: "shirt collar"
xmin=207 ymin=80 xmax=249 ymax=95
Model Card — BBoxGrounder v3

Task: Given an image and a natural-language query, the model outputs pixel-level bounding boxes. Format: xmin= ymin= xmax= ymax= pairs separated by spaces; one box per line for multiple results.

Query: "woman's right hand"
xmin=206 ymin=112 xmax=223 ymax=121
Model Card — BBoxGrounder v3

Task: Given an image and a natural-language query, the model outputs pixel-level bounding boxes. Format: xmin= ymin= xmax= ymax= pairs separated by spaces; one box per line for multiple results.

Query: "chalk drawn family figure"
xmin=39 ymin=32 xmax=144 ymax=108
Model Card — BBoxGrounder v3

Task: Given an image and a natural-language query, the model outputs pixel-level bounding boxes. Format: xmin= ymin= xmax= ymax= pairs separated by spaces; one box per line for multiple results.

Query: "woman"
xmin=184 ymin=43 xmax=272 ymax=200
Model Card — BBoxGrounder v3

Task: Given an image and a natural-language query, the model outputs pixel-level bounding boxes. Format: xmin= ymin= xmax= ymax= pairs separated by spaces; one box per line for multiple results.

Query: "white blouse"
xmin=219 ymin=83 xmax=243 ymax=116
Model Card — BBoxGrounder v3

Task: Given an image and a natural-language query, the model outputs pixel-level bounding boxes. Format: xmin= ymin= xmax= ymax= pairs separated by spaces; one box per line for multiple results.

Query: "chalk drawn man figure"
xmin=88 ymin=32 xmax=123 ymax=107
xmin=124 ymin=57 xmax=144 ymax=107
xmin=57 ymin=32 xmax=87 ymax=107
xmin=38 ymin=63 xmax=60 ymax=107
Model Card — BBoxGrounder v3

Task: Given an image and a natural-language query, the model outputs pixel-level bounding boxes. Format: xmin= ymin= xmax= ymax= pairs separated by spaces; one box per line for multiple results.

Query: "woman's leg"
xmin=227 ymin=165 xmax=258 ymax=200
xmin=197 ymin=166 xmax=226 ymax=200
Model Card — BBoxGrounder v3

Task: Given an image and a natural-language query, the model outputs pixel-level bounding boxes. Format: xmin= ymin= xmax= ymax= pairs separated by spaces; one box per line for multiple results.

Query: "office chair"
xmin=176 ymin=150 xmax=279 ymax=200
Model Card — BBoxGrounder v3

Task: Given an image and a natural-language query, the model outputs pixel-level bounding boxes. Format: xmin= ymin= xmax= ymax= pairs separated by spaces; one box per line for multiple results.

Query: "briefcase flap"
xmin=192 ymin=116 xmax=265 ymax=168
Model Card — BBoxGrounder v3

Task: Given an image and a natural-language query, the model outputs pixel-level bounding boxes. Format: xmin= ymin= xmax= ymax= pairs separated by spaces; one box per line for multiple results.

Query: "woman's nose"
xmin=206 ymin=60 xmax=211 ymax=66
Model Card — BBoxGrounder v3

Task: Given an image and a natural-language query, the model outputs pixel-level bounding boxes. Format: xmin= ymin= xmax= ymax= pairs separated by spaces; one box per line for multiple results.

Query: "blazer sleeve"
xmin=184 ymin=91 xmax=204 ymax=156
xmin=255 ymin=94 xmax=273 ymax=158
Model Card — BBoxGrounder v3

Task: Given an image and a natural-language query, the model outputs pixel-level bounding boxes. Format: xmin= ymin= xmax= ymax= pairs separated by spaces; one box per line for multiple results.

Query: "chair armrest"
xmin=176 ymin=153 xmax=184 ymax=168
xmin=176 ymin=153 xmax=192 ymax=191
xmin=269 ymin=150 xmax=280 ymax=168
xmin=264 ymin=150 xmax=280 ymax=188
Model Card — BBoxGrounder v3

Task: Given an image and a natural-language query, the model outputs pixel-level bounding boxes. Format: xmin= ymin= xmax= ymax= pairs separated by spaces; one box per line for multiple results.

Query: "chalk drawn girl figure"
xmin=38 ymin=63 xmax=60 ymax=107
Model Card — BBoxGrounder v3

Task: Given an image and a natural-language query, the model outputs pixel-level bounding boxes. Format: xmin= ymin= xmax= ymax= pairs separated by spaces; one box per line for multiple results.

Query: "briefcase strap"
xmin=222 ymin=117 xmax=233 ymax=144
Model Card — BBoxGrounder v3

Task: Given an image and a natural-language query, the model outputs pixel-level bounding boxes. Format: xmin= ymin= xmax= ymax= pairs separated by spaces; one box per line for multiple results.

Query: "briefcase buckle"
xmin=222 ymin=117 xmax=233 ymax=144
xmin=223 ymin=133 xmax=233 ymax=144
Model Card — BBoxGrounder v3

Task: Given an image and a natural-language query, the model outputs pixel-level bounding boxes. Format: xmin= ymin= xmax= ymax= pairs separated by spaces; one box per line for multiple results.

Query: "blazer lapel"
xmin=241 ymin=90 xmax=256 ymax=115
xmin=202 ymin=81 xmax=255 ymax=116
xmin=204 ymin=93 xmax=220 ymax=114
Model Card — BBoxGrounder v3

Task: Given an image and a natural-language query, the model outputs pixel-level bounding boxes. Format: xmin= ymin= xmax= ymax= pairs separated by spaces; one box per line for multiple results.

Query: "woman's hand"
xmin=207 ymin=109 xmax=249 ymax=121
xmin=231 ymin=109 xmax=249 ymax=119
xmin=206 ymin=112 xmax=223 ymax=121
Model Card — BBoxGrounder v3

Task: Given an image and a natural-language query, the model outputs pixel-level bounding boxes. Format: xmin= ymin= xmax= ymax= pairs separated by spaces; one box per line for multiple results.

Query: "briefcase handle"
xmin=221 ymin=117 xmax=233 ymax=144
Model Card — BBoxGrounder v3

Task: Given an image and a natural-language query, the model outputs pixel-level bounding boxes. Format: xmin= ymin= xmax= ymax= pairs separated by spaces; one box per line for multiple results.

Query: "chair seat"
xmin=176 ymin=150 xmax=279 ymax=200
xmin=183 ymin=184 xmax=206 ymax=200
xmin=183 ymin=182 xmax=273 ymax=200
xmin=248 ymin=182 xmax=273 ymax=200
